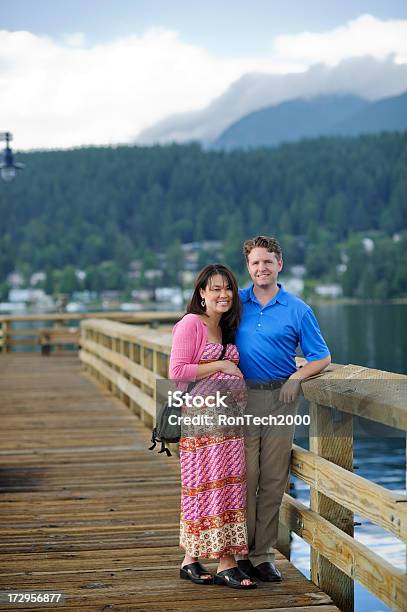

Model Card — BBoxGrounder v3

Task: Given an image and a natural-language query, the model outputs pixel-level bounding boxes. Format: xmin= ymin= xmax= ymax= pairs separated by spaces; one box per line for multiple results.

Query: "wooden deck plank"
xmin=0 ymin=354 xmax=339 ymax=611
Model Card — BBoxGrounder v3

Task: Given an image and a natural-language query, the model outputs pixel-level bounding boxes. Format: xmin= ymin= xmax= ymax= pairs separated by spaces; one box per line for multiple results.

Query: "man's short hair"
xmin=243 ymin=235 xmax=283 ymax=262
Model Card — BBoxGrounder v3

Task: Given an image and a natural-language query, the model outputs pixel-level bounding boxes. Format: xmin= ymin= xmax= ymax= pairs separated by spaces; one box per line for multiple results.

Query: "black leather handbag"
xmin=148 ymin=343 xmax=227 ymax=457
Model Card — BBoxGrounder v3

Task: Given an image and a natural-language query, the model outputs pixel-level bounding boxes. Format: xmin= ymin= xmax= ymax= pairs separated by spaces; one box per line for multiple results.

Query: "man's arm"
xmin=291 ymin=355 xmax=331 ymax=380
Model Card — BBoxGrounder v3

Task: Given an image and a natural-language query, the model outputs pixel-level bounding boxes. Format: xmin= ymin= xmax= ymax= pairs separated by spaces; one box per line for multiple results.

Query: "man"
xmin=235 ymin=235 xmax=331 ymax=582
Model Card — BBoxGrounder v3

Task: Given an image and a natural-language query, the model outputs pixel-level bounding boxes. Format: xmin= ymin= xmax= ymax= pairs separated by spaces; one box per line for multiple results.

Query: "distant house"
xmin=120 ymin=303 xmax=143 ymax=311
xmin=65 ymin=302 xmax=86 ymax=313
xmin=100 ymin=290 xmax=120 ymax=300
xmin=129 ymin=260 xmax=143 ymax=271
xmin=281 ymin=278 xmax=304 ymax=296
xmin=8 ymin=288 xmax=55 ymax=308
xmin=155 ymin=287 xmax=183 ymax=306
xmin=9 ymin=288 xmax=45 ymax=303
xmin=144 ymin=269 xmax=163 ymax=280
xmin=362 ymin=238 xmax=374 ymax=253
xmin=72 ymin=291 xmax=97 ymax=302
xmin=128 ymin=260 xmax=143 ymax=279
xmin=30 ymin=272 xmax=46 ymax=286
xmin=182 ymin=241 xmax=223 ymax=253
xmin=181 ymin=241 xmax=224 ymax=270
xmin=290 ymin=265 xmax=306 ymax=278
xmin=183 ymin=251 xmax=199 ymax=271
xmin=181 ymin=270 xmax=195 ymax=285
xmin=0 ymin=302 xmax=26 ymax=313
xmin=131 ymin=289 xmax=154 ymax=301
xmin=314 ymin=284 xmax=343 ymax=298
xmin=75 ymin=270 xmax=86 ymax=281
xmin=128 ymin=269 xmax=141 ymax=280
xmin=7 ymin=272 xmax=24 ymax=288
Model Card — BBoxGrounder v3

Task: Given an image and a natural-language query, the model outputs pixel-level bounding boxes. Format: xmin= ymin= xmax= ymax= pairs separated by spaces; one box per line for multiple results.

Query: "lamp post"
xmin=0 ymin=132 xmax=24 ymax=182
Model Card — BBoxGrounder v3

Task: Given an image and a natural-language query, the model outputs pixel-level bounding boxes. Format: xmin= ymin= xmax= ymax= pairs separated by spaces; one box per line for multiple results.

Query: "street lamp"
xmin=0 ymin=132 xmax=24 ymax=182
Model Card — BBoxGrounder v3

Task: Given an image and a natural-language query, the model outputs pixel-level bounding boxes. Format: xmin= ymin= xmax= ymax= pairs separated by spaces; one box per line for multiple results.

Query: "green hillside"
xmin=0 ymin=132 xmax=406 ymax=298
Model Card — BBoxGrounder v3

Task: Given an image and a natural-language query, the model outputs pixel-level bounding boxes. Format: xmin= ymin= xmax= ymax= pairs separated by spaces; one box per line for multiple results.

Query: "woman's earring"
xmin=201 ymin=299 xmax=206 ymax=308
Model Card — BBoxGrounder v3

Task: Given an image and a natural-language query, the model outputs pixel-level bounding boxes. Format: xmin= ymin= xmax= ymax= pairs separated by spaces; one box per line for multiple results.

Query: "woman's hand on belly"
xmin=218 ymin=360 xmax=244 ymax=378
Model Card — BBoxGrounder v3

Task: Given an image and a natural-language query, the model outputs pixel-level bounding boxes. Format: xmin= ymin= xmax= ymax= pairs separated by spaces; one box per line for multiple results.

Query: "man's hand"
xmin=278 ymin=355 xmax=331 ymax=403
xmin=279 ymin=378 xmax=302 ymax=404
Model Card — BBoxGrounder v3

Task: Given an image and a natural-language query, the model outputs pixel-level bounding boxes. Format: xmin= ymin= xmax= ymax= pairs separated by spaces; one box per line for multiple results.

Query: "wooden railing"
xmin=0 ymin=311 xmax=179 ymax=353
xmin=285 ymin=368 xmax=406 ymax=612
xmin=79 ymin=317 xmax=407 ymax=612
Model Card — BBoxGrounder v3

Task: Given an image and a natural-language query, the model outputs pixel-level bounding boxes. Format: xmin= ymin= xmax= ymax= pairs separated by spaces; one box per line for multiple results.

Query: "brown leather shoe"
xmin=254 ymin=562 xmax=282 ymax=582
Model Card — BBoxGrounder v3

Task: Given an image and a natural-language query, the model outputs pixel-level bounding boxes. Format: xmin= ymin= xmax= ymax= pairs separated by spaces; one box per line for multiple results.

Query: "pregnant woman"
xmin=169 ymin=264 xmax=256 ymax=589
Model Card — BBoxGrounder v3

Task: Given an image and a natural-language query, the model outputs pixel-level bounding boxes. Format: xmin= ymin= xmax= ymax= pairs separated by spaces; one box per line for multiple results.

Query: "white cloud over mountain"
xmin=0 ymin=29 xmax=292 ymax=150
xmin=1 ymin=14 xmax=406 ymax=150
xmin=138 ymin=56 xmax=407 ymax=145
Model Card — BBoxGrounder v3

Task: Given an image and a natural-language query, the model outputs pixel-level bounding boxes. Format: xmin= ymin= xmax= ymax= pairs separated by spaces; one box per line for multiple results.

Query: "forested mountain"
xmin=335 ymin=91 xmax=407 ymax=135
xmin=213 ymin=92 xmax=407 ymax=150
xmin=0 ymin=132 xmax=406 ymax=298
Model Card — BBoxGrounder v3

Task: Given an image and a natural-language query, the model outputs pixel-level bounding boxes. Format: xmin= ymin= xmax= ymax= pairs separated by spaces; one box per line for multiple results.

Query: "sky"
xmin=1 ymin=0 xmax=407 ymax=149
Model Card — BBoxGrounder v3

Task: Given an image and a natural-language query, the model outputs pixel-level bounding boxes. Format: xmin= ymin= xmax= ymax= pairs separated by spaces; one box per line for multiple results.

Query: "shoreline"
xmin=306 ymin=297 xmax=407 ymax=306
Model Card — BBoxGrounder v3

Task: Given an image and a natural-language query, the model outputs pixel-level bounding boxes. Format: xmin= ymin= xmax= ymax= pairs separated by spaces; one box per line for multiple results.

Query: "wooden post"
xmin=139 ymin=344 xmax=150 ymax=426
xmin=309 ymin=402 xmax=354 ymax=612
xmin=276 ymin=475 xmax=292 ymax=560
xmin=152 ymin=349 xmax=158 ymax=404
xmin=1 ymin=321 xmax=10 ymax=353
xmin=119 ymin=338 xmax=128 ymax=404
xmin=129 ymin=342 xmax=136 ymax=386
xmin=128 ymin=342 xmax=140 ymax=417
xmin=54 ymin=318 xmax=63 ymax=352
xmin=114 ymin=337 xmax=121 ymax=398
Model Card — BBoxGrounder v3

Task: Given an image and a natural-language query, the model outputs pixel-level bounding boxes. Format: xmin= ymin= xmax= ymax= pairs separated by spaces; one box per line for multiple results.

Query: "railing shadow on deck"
xmin=76 ymin=317 xmax=407 ymax=612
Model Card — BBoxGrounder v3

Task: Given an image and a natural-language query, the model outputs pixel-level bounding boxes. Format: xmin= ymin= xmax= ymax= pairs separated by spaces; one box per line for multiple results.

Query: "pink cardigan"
xmin=169 ymin=313 xmax=208 ymax=382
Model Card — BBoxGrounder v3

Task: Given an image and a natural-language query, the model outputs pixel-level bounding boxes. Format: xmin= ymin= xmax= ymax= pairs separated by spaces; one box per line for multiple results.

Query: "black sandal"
xmin=180 ymin=562 xmax=213 ymax=584
xmin=214 ymin=566 xmax=257 ymax=589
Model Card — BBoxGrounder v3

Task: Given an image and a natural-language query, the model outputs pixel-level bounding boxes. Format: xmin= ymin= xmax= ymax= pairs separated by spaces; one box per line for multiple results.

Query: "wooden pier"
xmin=0 ymin=353 xmax=339 ymax=611
xmin=1 ymin=313 xmax=406 ymax=611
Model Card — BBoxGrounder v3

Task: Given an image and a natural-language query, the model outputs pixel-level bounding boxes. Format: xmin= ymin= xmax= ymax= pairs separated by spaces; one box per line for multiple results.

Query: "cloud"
xmin=0 ymin=28 xmax=296 ymax=150
xmin=137 ymin=56 xmax=407 ymax=144
xmin=273 ymin=14 xmax=407 ymax=66
xmin=62 ymin=32 xmax=86 ymax=48
xmin=1 ymin=14 xmax=407 ymax=150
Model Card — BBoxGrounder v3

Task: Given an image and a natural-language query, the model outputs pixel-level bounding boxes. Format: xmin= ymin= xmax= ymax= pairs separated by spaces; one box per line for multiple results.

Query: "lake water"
xmin=314 ymin=302 xmax=407 ymax=375
xmin=291 ymin=303 xmax=406 ymax=612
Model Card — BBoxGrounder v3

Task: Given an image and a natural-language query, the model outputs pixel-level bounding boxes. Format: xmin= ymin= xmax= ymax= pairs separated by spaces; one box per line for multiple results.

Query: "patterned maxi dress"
xmin=179 ymin=342 xmax=249 ymax=558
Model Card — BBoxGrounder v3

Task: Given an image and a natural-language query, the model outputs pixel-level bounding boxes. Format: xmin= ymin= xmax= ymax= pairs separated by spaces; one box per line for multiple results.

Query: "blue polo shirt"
xmin=235 ymin=283 xmax=330 ymax=380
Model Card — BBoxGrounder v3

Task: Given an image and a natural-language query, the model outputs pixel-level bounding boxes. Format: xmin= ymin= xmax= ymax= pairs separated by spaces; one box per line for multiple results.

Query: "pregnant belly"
xmin=190 ymin=374 xmax=247 ymax=405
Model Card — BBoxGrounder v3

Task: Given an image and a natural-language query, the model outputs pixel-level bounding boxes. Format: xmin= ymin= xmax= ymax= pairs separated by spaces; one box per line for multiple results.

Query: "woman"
xmin=169 ymin=264 xmax=256 ymax=589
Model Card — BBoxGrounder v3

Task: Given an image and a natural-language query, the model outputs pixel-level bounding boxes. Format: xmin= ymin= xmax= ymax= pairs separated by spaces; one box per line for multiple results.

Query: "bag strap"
xmin=219 ymin=342 xmax=228 ymax=361
xmin=187 ymin=342 xmax=227 ymax=393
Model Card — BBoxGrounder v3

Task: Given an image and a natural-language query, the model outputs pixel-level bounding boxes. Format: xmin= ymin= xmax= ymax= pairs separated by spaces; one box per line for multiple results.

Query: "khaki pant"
xmin=236 ymin=388 xmax=298 ymax=566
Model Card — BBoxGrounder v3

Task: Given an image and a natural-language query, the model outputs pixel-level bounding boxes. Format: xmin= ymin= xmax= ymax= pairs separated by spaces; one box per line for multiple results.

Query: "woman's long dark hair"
xmin=186 ymin=264 xmax=240 ymax=344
